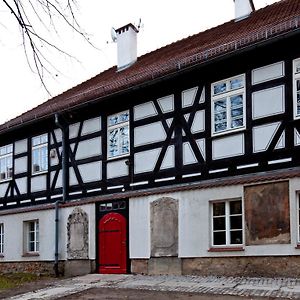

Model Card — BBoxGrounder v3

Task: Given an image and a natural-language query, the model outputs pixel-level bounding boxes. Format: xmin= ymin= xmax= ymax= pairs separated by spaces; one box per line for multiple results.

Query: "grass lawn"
xmin=0 ymin=273 xmax=42 ymax=289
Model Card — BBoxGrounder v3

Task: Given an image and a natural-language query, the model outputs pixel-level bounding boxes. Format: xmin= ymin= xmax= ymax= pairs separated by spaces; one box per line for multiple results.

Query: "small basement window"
xmin=32 ymin=134 xmax=48 ymax=174
xmin=211 ymin=75 xmax=245 ymax=135
xmin=211 ymin=199 xmax=243 ymax=247
xmin=0 ymin=144 xmax=13 ymax=181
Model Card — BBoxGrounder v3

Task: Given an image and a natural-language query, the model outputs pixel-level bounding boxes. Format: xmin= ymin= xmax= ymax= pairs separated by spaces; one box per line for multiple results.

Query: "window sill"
xmin=31 ymin=171 xmax=48 ymax=177
xmin=208 ymin=247 xmax=244 ymax=252
xmin=211 ymin=126 xmax=246 ymax=138
xmin=22 ymin=252 xmax=40 ymax=257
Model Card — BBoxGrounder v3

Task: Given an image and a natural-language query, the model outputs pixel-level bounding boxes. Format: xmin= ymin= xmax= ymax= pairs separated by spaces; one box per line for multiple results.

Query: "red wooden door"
xmin=98 ymin=212 xmax=127 ymax=274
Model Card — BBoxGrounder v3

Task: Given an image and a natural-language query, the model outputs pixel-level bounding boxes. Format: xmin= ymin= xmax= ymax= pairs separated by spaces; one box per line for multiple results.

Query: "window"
xmin=32 ymin=134 xmax=48 ymax=174
xmin=293 ymin=58 xmax=300 ymax=118
xmin=107 ymin=111 xmax=129 ymax=158
xmin=211 ymin=199 xmax=243 ymax=247
xmin=0 ymin=144 xmax=13 ymax=181
xmin=0 ymin=223 xmax=3 ymax=254
xmin=24 ymin=220 xmax=39 ymax=253
xmin=211 ymin=75 xmax=245 ymax=135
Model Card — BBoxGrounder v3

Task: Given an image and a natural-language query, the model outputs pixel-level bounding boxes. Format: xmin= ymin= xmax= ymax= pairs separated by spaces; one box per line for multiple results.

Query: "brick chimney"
xmin=115 ymin=23 xmax=139 ymax=71
xmin=234 ymin=0 xmax=255 ymax=21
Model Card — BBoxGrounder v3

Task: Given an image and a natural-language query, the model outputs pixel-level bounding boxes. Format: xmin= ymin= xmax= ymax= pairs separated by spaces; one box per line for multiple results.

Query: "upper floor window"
xmin=293 ymin=58 xmax=300 ymax=118
xmin=0 ymin=144 xmax=13 ymax=181
xmin=32 ymin=134 xmax=48 ymax=174
xmin=0 ymin=223 xmax=3 ymax=254
xmin=107 ymin=111 xmax=129 ymax=159
xmin=211 ymin=199 xmax=243 ymax=247
xmin=211 ymin=75 xmax=245 ymax=135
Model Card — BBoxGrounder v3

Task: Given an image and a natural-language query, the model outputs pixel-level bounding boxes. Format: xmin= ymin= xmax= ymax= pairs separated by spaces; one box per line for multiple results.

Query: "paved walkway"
xmin=8 ymin=274 xmax=300 ymax=299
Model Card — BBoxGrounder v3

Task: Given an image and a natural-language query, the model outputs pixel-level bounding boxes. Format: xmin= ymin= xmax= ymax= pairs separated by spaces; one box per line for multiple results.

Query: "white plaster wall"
xmin=0 ymin=203 xmax=95 ymax=262
xmin=157 ymin=95 xmax=174 ymax=113
xmin=16 ymin=178 xmax=27 ymax=194
xmin=50 ymin=129 xmax=62 ymax=144
xmin=78 ymin=161 xmax=102 ymax=183
xmin=69 ymin=122 xmax=80 ymax=139
xmin=75 ymin=138 xmax=101 ymax=160
xmin=0 ymin=183 xmax=9 ymax=198
xmin=129 ymin=180 xmax=300 ymax=259
xmin=134 ymin=148 xmax=160 ymax=174
xmin=51 ymin=171 xmax=62 ymax=189
xmin=107 ymin=160 xmax=128 ymax=179
xmin=182 ymin=87 xmax=198 ymax=108
xmin=252 ymin=61 xmax=284 ymax=85
xmin=14 ymin=139 xmax=27 ymax=155
xmin=134 ymin=102 xmax=157 ymax=121
xmin=81 ymin=117 xmax=101 ymax=136
xmin=15 ymin=157 xmax=27 ymax=174
xmin=31 ymin=175 xmax=47 ymax=192
xmin=134 ymin=122 xmax=166 ymax=147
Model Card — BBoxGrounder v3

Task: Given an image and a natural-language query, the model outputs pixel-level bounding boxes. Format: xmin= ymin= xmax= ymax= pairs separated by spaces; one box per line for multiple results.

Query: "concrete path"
xmin=7 ymin=274 xmax=300 ymax=299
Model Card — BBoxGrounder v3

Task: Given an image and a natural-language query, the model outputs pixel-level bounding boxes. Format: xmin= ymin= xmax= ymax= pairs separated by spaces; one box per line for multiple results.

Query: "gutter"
xmin=54 ymin=113 xmax=69 ymax=277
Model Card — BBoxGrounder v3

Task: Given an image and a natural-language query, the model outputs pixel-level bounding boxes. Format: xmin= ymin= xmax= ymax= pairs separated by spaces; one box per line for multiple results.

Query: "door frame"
xmin=96 ymin=199 xmax=130 ymax=274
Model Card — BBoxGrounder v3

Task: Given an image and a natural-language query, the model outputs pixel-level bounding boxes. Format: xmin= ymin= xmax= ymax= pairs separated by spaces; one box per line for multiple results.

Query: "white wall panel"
xmin=69 ymin=167 xmax=78 ymax=186
xmin=107 ymin=159 xmax=128 ymax=179
xmin=134 ymin=122 xmax=166 ymax=147
xmin=51 ymin=170 xmax=62 ymax=188
xmin=212 ymin=134 xmax=244 ymax=160
xmin=16 ymin=178 xmax=27 ymax=194
xmin=182 ymin=87 xmax=198 ymax=108
xmin=295 ymin=128 xmax=300 ymax=146
xmin=191 ymin=110 xmax=205 ymax=133
xmin=134 ymin=148 xmax=160 ymax=174
xmin=197 ymin=139 xmax=206 ymax=161
xmin=81 ymin=117 xmax=101 ymax=136
xmin=14 ymin=139 xmax=27 ymax=155
xmin=50 ymin=147 xmax=61 ymax=166
xmin=75 ymin=137 xmax=101 ymax=160
xmin=161 ymin=146 xmax=175 ymax=170
xmin=252 ymin=85 xmax=285 ymax=119
xmin=253 ymin=122 xmax=281 ymax=153
xmin=69 ymin=122 xmax=80 ymax=139
xmin=252 ymin=61 xmax=284 ymax=85
xmin=134 ymin=102 xmax=157 ymax=121
xmin=31 ymin=175 xmax=47 ymax=192
xmin=157 ymin=95 xmax=174 ymax=113
xmin=51 ymin=129 xmax=62 ymax=144
xmin=78 ymin=161 xmax=102 ymax=183
xmin=0 ymin=183 xmax=9 ymax=198
xmin=15 ymin=157 xmax=27 ymax=174
xmin=183 ymin=142 xmax=197 ymax=165
xmin=275 ymin=131 xmax=285 ymax=150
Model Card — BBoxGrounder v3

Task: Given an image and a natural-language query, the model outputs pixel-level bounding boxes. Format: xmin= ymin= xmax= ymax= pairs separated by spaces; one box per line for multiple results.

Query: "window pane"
xmin=230 ymin=95 xmax=243 ymax=107
xmin=213 ymin=82 xmax=226 ymax=95
xmin=213 ymin=231 xmax=226 ymax=245
xmin=231 ymin=107 xmax=243 ymax=118
xmin=296 ymin=63 xmax=300 ymax=74
xmin=108 ymin=129 xmax=119 ymax=157
xmin=230 ymin=201 xmax=242 ymax=214
xmin=230 ymin=77 xmax=243 ymax=90
xmin=231 ymin=118 xmax=243 ymax=128
xmin=215 ymin=112 xmax=227 ymax=122
xmin=230 ymin=230 xmax=243 ymax=244
xmin=213 ymin=217 xmax=225 ymax=231
xmin=120 ymin=112 xmax=129 ymax=122
xmin=213 ymin=202 xmax=225 ymax=216
xmin=119 ymin=126 xmax=129 ymax=155
xmin=215 ymin=123 xmax=227 ymax=132
xmin=214 ymin=99 xmax=226 ymax=112
xmin=230 ymin=216 xmax=242 ymax=229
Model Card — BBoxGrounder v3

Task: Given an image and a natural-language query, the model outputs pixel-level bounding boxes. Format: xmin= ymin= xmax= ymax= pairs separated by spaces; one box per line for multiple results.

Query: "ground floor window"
xmin=0 ymin=223 xmax=3 ymax=254
xmin=24 ymin=220 xmax=39 ymax=253
xmin=211 ymin=199 xmax=243 ymax=246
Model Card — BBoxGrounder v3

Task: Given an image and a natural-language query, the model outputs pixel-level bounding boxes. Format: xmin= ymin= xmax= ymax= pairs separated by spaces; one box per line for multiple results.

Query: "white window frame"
xmin=107 ymin=110 xmax=130 ymax=159
xmin=0 ymin=223 xmax=4 ymax=254
xmin=211 ymin=74 xmax=246 ymax=136
xmin=32 ymin=134 xmax=48 ymax=175
xmin=0 ymin=144 xmax=13 ymax=182
xmin=210 ymin=199 xmax=243 ymax=247
xmin=24 ymin=220 xmax=39 ymax=253
xmin=293 ymin=58 xmax=300 ymax=119
xmin=297 ymin=195 xmax=300 ymax=244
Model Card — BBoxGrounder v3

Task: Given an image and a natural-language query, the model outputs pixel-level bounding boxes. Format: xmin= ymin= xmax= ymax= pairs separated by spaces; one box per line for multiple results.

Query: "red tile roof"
xmin=1 ymin=0 xmax=300 ymax=133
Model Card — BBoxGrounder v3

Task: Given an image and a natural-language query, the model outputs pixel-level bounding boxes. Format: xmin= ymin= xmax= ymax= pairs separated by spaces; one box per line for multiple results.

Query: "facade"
xmin=0 ymin=0 xmax=300 ymax=277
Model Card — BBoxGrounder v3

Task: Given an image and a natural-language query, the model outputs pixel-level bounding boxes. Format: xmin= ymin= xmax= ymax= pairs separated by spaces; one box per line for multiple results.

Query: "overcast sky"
xmin=0 ymin=0 xmax=280 ymax=125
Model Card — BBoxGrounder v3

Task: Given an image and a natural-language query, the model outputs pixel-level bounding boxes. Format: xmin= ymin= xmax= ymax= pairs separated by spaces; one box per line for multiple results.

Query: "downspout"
xmin=54 ymin=113 xmax=69 ymax=277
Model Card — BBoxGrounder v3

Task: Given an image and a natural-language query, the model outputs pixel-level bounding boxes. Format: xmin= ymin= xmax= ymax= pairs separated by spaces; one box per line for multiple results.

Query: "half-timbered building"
xmin=0 ymin=0 xmax=300 ymax=277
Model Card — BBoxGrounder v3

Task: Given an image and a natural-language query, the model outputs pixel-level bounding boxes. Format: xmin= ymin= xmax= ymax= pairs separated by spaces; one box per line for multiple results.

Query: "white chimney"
xmin=115 ymin=23 xmax=139 ymax=71
xmin=234 ymin=0 xmax=255 ymax=21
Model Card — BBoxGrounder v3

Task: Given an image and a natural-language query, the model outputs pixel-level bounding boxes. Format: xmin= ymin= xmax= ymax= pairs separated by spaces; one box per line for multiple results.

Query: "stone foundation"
xmin=132 ymin=256 xmax=300 ymax=277
xmin=0 ymin=261 xmax=64 ymax=276
xmin=64 ymin=259 xmax=96 ymax=277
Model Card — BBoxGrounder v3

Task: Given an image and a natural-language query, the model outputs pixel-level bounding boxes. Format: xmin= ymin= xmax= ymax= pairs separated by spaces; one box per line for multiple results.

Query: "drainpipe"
xmin=54 ymin=114 xmax=69 ymax=277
